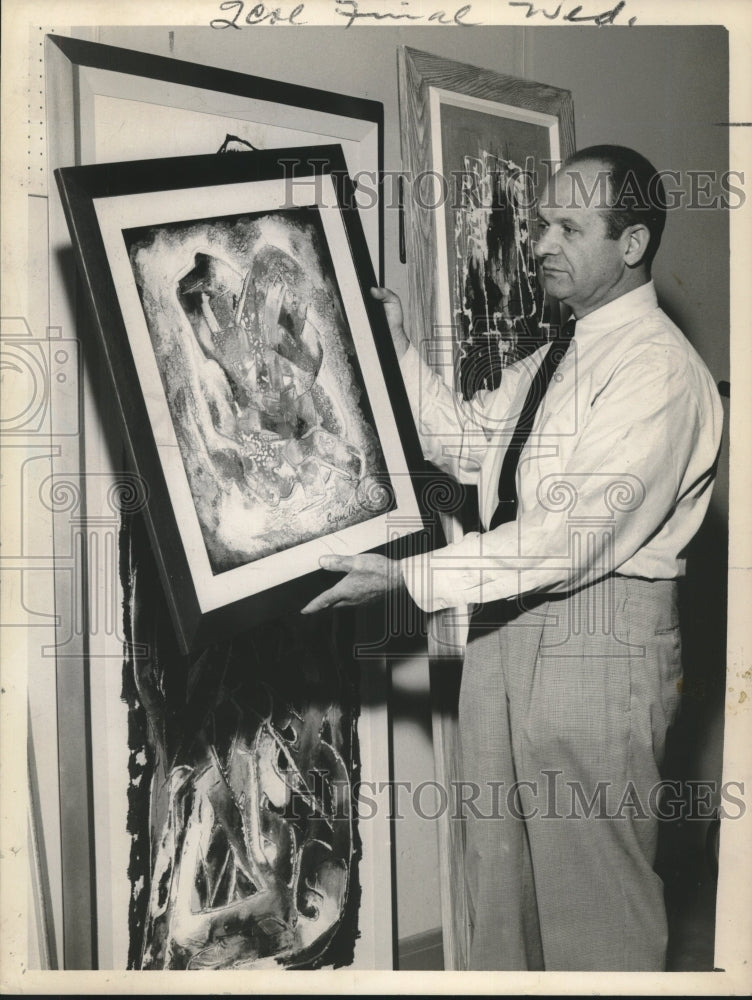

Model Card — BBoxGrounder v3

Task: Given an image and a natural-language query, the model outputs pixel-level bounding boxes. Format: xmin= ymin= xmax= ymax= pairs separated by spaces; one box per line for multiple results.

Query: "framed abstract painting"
xmin=398 ymin=46 xmax=576 ymax=398
xmin=55 ymin=146 xmax=434 ymax=655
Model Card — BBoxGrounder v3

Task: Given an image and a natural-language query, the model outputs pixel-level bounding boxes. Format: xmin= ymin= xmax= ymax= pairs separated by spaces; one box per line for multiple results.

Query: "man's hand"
xmin=300 ymin=553 xmax=405 ymax=614
xmin=370 ymin=287 xmax=410 ymax=359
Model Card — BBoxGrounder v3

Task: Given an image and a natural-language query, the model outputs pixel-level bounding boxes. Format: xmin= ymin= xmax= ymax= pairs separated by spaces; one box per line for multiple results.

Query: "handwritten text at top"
xmin=209 ymin=0 xmax=636 ymax=30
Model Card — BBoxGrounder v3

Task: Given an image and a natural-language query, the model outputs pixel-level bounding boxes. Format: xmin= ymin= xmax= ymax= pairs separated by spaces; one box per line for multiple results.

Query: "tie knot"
xmin=562 ymin=316 xmax=576 ymax=340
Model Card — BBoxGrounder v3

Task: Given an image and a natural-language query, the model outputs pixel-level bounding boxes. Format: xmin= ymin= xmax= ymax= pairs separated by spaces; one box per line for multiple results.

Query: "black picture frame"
xmin=55 ymin=146 xmax=438 ymax=653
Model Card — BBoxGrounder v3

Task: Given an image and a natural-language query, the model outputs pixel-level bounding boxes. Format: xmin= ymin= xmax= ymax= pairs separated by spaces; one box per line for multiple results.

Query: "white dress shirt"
xmin=398 ymin=281 xmax=723 ymax=613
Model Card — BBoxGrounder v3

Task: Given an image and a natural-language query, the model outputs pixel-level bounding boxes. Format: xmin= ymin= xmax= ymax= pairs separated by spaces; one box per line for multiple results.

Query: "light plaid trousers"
xmin=459 ymin=574 xmax=682 ymax=971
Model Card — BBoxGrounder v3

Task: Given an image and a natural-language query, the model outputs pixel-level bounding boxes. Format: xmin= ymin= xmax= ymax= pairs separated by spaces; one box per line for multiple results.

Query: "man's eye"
xmin=563 ymin=225 xmax=575 ymax=235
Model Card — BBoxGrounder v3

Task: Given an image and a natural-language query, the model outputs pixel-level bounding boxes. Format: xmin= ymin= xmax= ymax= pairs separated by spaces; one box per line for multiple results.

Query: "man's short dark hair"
xmin=563 ymin=144 xmax=667 ymax=269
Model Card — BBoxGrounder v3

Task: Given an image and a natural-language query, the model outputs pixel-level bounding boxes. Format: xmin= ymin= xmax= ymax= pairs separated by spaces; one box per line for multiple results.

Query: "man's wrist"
xmin=392 ymin=327 xmax=410 ymax=359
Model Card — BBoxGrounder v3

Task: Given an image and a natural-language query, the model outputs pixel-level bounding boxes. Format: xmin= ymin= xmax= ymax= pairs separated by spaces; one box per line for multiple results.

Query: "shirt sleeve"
xmin=400 ymin=344 xmax=722 ymax=612
xmin=399 ymin=343 xmax=522 ymax=486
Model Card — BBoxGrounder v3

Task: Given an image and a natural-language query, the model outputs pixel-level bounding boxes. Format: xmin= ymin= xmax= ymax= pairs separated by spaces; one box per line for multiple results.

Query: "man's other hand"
xmin=300 ymin=553 xmax=405 ymax=613
xmin=370 ymin=287 xmax=410 ymax=359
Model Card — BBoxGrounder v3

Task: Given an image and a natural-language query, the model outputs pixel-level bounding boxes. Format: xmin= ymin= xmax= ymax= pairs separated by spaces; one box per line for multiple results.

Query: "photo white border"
xmin=1 ymin=1 xmax=750 ymax=995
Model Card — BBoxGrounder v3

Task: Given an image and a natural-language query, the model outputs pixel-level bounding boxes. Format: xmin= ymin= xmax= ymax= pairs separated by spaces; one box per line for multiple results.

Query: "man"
xmin=302 ymin=146 xmax=723 ymax=970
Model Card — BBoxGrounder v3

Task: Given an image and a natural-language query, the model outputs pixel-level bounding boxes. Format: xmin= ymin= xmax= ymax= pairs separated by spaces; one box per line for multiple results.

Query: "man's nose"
xmin=534 ymin=227 xmax=556 ymax=258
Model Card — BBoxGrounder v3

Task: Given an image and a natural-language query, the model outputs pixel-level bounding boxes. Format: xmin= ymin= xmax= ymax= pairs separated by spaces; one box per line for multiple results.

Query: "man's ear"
xmin=622 ymin=224 xmax=651 ymax=268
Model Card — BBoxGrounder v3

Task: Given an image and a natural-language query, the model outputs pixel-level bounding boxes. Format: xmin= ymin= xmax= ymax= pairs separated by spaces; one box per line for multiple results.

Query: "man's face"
xmin=535 ymin=160 xmax=631 ymax=319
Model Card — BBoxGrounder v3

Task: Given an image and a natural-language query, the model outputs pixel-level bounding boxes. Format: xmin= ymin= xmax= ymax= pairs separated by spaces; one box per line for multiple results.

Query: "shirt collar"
xmin=573 ymin=280 xmax=658 ymax=340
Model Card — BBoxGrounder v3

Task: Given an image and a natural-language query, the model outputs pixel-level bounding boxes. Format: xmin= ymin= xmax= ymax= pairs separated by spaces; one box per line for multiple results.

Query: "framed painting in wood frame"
xmin=398 ymin=46 xmax=576 ymax=398
xmin=55 ymin=145 xmax=435 ymax=656
xmin=397 ymin=46 xmax=575 ymax=970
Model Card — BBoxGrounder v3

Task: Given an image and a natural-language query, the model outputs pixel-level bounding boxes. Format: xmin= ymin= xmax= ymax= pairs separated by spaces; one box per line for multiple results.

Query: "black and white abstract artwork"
xmin=438 ymin=102 xmax=555 ymax=398
xmin=122 ymin=513 xmax=363 ymax=970
xmin=123 ymin=206 xmax=393 ymax=575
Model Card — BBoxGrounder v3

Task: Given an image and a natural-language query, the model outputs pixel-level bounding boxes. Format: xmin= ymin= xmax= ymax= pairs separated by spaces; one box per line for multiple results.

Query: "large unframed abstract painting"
xmin=123 ymin=206 xmax=392 ymax=575
xmin=122 ymin=514 xmax=362 ymax=970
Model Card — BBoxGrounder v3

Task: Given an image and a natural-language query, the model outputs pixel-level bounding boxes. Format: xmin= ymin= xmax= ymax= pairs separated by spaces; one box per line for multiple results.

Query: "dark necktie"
xmin=488 ymin=319 xmax=575 ymax=531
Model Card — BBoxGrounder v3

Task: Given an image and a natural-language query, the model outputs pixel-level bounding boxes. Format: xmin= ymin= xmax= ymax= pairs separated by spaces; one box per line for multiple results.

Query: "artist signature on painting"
xmin=326 ymin=502 xmax=360 ymax=525
xmin=210 ymin=0 xmax=635 ymax=29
